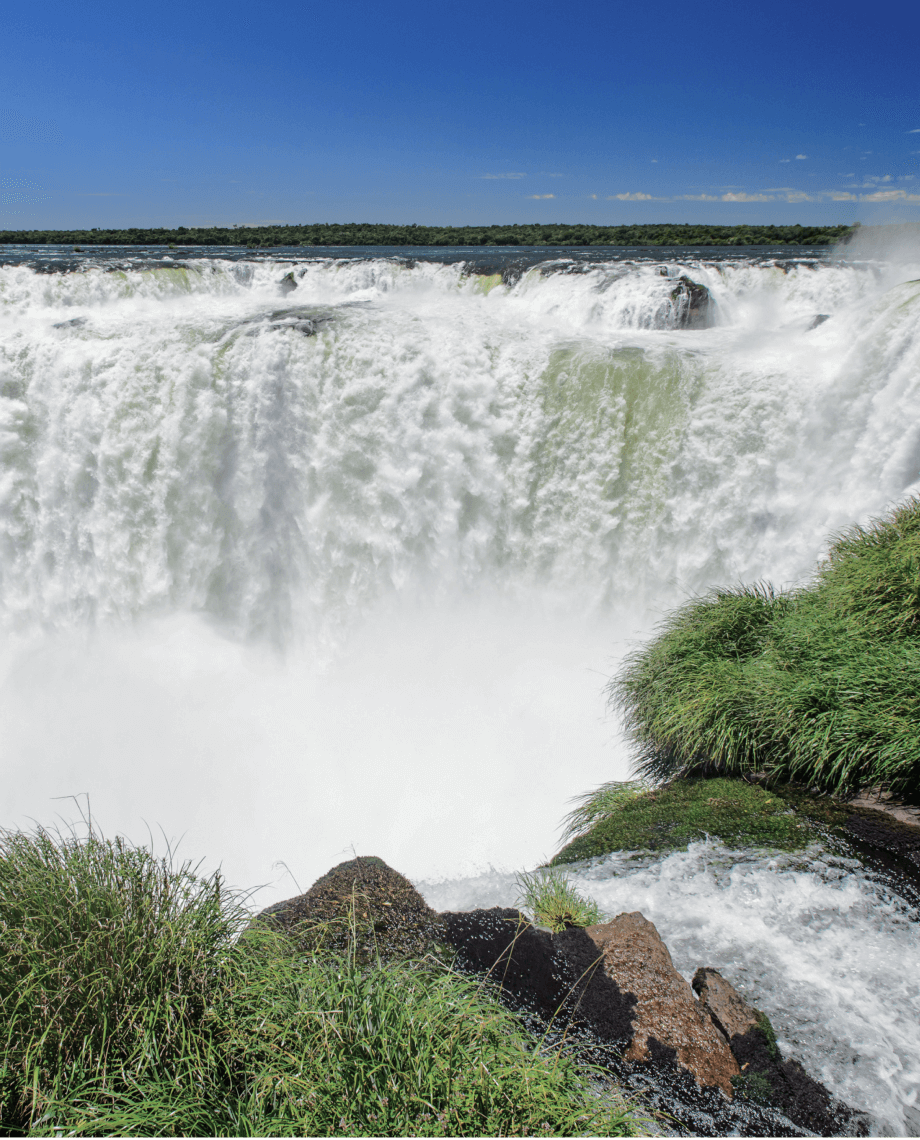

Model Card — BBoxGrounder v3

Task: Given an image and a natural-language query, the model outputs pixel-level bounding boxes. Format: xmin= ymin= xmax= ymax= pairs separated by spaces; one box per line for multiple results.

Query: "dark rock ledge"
xmin=255 ymin=856 xmax=869 ymax=1138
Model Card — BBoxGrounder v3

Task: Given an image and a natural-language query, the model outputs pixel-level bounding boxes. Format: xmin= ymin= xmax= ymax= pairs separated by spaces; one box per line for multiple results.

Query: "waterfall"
xmin=2 ymin=243 xmax=920 ymax=1131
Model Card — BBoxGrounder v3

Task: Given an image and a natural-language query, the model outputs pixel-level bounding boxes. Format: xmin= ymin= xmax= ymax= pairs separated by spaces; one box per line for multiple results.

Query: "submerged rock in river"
xmin=670 ymin=275 xmax=715 ymax=328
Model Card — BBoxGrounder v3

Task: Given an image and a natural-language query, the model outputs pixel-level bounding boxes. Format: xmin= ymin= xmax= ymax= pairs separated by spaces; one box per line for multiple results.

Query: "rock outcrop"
xmin=587 ymin=913 xmax=738 ymax=1096
xmin=693 ymin=967 xmax=868 ymax=1135
xmin=441 ymin=907 xmax=737 ymax=1096
xmin=670 ymin=275 xmax=715 ymax=329
xmin=252 ymin=855 xmax=440 ymax=961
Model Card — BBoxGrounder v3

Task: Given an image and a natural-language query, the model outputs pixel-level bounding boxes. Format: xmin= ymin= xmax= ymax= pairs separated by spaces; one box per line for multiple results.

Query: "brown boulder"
xmin=585 ymin=913 xmax=739 ymax=1097
xmin=692 ymin=967 xmax=868 ymax=1135
xmin=692 ymin=965 xmax=760 ymax=1040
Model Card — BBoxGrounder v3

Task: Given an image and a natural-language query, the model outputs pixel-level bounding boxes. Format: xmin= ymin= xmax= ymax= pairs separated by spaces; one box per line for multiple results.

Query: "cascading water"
xmin=2 ymin=242 xmax=920 ymax=1133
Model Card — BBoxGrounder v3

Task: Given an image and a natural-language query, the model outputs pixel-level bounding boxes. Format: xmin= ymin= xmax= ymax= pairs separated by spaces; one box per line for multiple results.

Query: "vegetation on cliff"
xmin=0 ymin=222 xmax=852 ymax=248
xmin=611 ymin=497 xmax=920 ymax=797
xmin=0 ymin=823 xmax=636 ymax=1137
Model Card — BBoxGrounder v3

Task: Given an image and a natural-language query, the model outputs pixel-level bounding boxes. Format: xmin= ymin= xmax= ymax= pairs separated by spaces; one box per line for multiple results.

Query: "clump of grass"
xmin=551 ymin=777 xmax=812 ymax=865
xmin=0 ymin=821 xmax=242 ymax=1133
xmin=515 ymin=868 xmax=603 ymax=932
xmin=0 ymin=822 xmax=639 ymax=1137
xmin=611 ymin=497 xmax=920 ymax=795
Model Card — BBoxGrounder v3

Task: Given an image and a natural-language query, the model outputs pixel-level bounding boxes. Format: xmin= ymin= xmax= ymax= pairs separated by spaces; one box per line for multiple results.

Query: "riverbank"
xmin=0 ymin=221 xmax=852 ymax=247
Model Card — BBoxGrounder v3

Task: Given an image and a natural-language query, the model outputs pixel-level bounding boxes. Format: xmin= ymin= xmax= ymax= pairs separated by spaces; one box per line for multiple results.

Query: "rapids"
xmin=2 ymin=241 xmax=920 ymax=1132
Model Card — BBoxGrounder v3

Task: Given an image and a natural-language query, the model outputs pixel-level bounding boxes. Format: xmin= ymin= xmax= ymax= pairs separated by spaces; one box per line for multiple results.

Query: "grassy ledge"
xmin=551 ymin=777 xmax=815 ymax=864
xmin=610 ymin=496 xmax=920 ymax=797
xmin=551 ymin=775 xmax=920 ymax=867
xmin=0 ymin=823 xmax=638 ymax=1138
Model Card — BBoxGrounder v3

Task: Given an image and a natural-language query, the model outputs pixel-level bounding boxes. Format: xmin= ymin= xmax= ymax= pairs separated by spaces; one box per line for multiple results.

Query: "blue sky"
xmin=1 ymin=0 xmax=918 ymax=228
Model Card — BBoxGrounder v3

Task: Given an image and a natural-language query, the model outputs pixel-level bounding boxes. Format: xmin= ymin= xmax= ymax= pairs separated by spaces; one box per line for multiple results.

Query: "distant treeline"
xmin=0 ymin=223 xmax=854 ymax=248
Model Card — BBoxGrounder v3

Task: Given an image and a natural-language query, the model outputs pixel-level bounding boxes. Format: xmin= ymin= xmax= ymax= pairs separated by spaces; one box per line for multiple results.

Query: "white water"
xmin=2 ymin=245 xmax=920 ymax=1130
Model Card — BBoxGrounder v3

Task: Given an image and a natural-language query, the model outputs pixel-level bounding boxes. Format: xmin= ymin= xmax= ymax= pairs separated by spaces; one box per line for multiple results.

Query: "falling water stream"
xmin=2 ymin=241 xmax=919 ymax=1132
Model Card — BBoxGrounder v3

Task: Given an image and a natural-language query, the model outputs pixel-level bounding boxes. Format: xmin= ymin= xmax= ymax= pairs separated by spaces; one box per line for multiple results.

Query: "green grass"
xmin=0 ymin=823 xmax=639 ymax=1137
xmin=515 ymin=869 xmax=603 ymax=932
xmin=611 ymin=497 xmax=920 ymax=795
xmin=551 ymin=777 xmax=813 ymax=864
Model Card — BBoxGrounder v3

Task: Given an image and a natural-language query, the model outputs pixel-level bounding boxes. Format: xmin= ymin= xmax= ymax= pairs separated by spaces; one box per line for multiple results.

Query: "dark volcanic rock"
xmin=693 ymin=967 xmax=868 ymax=1136
xmin=441 ymin=908 xmax=736 ymax=1096
xmin=671 ymin=275 xmax=715 ymax=329
xmin=253 ymin=856 xmax=440 ymax=961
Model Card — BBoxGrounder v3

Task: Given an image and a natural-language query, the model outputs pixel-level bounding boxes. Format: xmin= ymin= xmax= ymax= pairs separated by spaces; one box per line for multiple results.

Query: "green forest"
xmin=0 ymin=222 xmax=853 ymax=248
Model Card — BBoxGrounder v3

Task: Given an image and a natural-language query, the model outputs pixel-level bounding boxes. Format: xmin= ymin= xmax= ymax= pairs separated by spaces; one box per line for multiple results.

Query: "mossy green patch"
xmin=730 ymin=1071 xmax=773 ymax=1106
xmin=552 ymin=774 xmax=920 ymax=869
xmin=754 ymin=1010 xmax=780 ymax=1062
xmin=551 ymin=777 xmax=817 ymax=864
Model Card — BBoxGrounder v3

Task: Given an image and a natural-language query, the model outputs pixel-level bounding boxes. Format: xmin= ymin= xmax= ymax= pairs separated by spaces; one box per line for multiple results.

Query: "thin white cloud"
xmin=721 ymin=192 xmax=774 ymax=202
xmin=480 ymin=173 xmax=526 ymax=180
xmin=679 ymin=194 xmax=719 ymax=201
xmin=780 ymin=159 xmax=791 ymax=163
xmin=908 ymin=129 xmax=920 ymax=133
xmin=608 ymin=192 xmax=656 ymax=200
xmin=795 ymin=154 xmax=808 ymax=160
xmin=527 ymin=194 xmax=555 ymax=199
xmin=860 ymin=189 xmax=920 ymax=202
xmin=829 ymin=192 xmax=858 ymax=201
xmin=650 ymin=159 xmax=658 ymax=163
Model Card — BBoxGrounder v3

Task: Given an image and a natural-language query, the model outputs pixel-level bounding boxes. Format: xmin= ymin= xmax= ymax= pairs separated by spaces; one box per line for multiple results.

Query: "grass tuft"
xmin=610 ymin=497 xmax=920 ymax=795
xmin=0 ymin=822 xmax=638 ymax=1137
xmin=559 ymin=781 xmax=649 ymax=844
xmin=515 ymin=869 xmax=603 ymax=932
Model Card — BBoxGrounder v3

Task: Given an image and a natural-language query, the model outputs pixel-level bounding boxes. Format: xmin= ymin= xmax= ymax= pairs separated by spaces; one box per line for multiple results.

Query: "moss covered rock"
xmin=252 ymin=856 xmax=441 ymax=962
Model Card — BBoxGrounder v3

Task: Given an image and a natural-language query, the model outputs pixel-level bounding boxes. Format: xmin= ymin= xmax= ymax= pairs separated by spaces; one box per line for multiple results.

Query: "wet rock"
xmin=265 ymin=307 xmax=333 ymax=336
xmin=670 ymin=275 xmax=715 ymax=329
xmin=808 ymin=313 xmax=831 ymax=329
xmin=252 ymin=856 xmax=440 ymax=961
xmin=693 ymin=967 xmax=868 ymax=1136
xmin=441 ymin=907 xmax=737 ymax=1096
xmin=279 ymin=270 xmax=298 ymax=294
xmin=586 ymin=914 xmax=738 ymax=1096
xmin=52 ymin=317 xmax=87 ymax=329
xmin=693 ymin=966 xmax=760 ymax=1040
